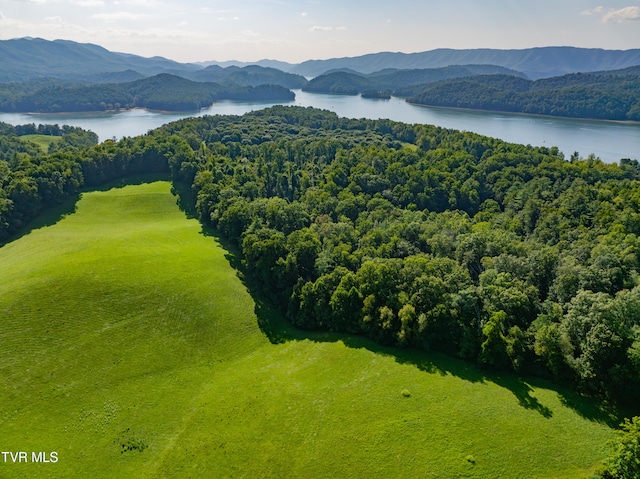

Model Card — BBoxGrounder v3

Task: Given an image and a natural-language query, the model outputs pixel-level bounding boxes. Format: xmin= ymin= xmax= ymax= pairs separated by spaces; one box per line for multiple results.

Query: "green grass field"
xmin=0 ymin=180 xmax=617 ymax=478
xmin=19 ymin=134 xmax=64 ymax=152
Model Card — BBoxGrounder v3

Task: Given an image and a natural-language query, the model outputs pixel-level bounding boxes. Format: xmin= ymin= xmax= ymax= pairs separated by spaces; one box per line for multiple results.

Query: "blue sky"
xmin=0 ymin=0 xmax=639 ymax=63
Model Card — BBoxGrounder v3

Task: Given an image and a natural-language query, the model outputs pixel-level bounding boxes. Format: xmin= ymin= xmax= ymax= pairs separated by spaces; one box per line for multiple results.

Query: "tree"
xmin=600 ymin=416 xmax=640 ymax=479
xmin=480 ymin=310 xmax=510 ymax=369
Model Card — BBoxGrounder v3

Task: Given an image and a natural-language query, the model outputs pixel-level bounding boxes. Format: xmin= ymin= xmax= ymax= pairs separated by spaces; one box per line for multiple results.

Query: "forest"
xmin=2 ymin=106 xmax=640 ymax=418
xmin=0 ymin=74 xmax=295 ymax=113
xmin=407 ymin=71 xmax=640 ymax=121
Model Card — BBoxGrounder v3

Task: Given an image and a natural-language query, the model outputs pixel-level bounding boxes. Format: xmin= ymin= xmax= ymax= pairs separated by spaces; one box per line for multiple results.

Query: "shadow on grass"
xmin=0 ymin=192 xmax=81 ymax=249
xmin=172 ymin=186 xmax=624 ymax=427
xmin=171 ymin=180 xmax=198 ymax=220
xmin=1 ymin=173 xmax=174 ymax=250
xmin=207 ymin=231 xmax=623 ymax=426
xmin=88 ymin=172 xmax=172 ymax=193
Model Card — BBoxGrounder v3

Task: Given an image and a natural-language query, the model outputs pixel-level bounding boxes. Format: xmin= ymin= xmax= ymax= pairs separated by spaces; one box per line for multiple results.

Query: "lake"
xmin=0 ymin=90 xmax=638 ymax=163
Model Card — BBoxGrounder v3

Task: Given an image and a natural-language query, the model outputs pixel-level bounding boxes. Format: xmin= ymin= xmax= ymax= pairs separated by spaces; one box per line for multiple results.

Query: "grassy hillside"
xmin=19 ymin=134 xmax=64 ymax=153
xmin=0 ymin=180 xmax=617 ymax=478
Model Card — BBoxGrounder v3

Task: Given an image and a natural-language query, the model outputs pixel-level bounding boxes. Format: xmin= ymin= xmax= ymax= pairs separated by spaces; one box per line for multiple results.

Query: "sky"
xmin=0 ymin=0 xmax=639 ymax=64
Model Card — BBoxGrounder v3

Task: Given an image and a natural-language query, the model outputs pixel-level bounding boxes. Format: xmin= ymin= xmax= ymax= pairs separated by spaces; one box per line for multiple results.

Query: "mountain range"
xmin=288 ymin=47 xmax=640 ymax=79
xmin=2 ymin=38 xmax=640 ymax=82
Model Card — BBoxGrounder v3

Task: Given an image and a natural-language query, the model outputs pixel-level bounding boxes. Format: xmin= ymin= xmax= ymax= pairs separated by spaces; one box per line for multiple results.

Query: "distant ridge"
xmin=288 ymin=47 xmax=640 ymax=79
xmin=0 ymin=37 xmax=200 ymax=81
xmin=1 ymin=38 xmax=640 ymax=82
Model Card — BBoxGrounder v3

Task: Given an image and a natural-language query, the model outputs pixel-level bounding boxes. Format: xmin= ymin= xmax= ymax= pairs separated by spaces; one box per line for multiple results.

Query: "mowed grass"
xmin=0 ymin=180 xmax=615 ymax=478
xmin=19 ymin=134 xmax=63 ymax=152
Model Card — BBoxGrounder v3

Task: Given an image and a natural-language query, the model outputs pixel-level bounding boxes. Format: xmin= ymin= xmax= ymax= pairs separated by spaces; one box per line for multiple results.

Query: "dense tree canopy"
xmin=0 ymin=74 xmax=295 ymax=113
xmin=408 ymin=72 xmax=640 ymax=121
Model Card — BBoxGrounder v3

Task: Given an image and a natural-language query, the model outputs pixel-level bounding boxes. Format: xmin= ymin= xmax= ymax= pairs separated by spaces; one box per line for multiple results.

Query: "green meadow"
xmin=19 ymin=134 xmax=63 ymax=153
xmin=0 ymin=180 xmax=617 ymax=478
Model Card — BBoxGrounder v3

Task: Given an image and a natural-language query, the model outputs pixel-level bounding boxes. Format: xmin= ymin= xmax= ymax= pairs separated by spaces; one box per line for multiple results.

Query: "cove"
xmin=1 ymin=89 xmax=638 ymax=163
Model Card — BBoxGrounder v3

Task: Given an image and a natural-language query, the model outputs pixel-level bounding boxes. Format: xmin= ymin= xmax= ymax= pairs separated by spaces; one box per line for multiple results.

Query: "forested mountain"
xmin=0 ymin=74 xmax=295 ymax=112
xmin=408 ymin=70 xmax=640 ymax=121
xmin=78 ymin=70 xmax=147 ymax=84
xmin=302 ymin=65 xmax=525 ymax=95
xmin=303 ymin=71 xmax=375 ymax=95
xmin=185 ymin=65 xmax=307 ymax=89
xmin=3 ymin=106 xmax=640 ymax=409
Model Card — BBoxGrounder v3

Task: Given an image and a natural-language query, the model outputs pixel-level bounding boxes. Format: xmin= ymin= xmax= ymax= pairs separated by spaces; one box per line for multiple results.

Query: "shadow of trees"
xmin=196 ymin=210 xmax=622 ymax=426
xmin=1 ymin=172 xmax=173 ymax=249
xmin=0 ymin=192 xmax=80 ymax=249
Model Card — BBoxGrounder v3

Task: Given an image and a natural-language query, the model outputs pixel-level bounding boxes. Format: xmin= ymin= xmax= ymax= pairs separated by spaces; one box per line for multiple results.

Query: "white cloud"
xmin=73 ymin=0 xmax=105 ymax=7
xmin=580 ymin=6 xmax=606 ymax=16
xmin=581 ymin=5 xmax=640 ymax=22
xmin=241 ymin=29 xmax=260 ymax=37
xmin=0 ymin=10 xmax=5 ymax=21
xmin=310 ymin=25 xmax=346 ymax=32
xmin=44 ymin=16 xmax=63 ymax=22
xmin=603 ymin=6 xmax=640 ymax=22
xmin=92 ymin=12 xmax=142 ymax=22
xmin=113 ymin=0 xmax=157 ymax=6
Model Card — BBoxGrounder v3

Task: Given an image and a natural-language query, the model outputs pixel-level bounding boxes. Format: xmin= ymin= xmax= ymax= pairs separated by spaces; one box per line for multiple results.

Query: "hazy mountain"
xmin=290 ymin=47 xmax=640 ymax=79
xmin=3 ymin=38 xmax=640 ymax=85
xmin=0 ymin=37 xmax=200 ymax=82
xmin=78 ymin=70 xmax=147 ymax=84
xmin=197 ymin=59 xmax=296 ymax=72
xmin=184 ymin=65 xmax=307 ymax=89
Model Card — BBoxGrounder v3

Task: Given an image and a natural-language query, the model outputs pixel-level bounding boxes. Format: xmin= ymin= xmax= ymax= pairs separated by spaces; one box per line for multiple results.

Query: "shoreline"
xmin=5 ymin=97 xmax=640 ymax=126
xmin=404 ymin=99 xmax=640 ymax=126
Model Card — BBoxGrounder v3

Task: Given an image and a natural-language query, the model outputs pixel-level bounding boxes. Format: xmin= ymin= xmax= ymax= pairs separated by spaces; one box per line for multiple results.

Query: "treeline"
xmin=0 ymin=121 xmax=157 ymax=239
xmin=2 ymin=106 xmax=640 ymax=407
xmin=0 ymin=122 xmax=98 ymax=160
xmin=0 ymin=74 xmax=295 ymax=113
xmin=408 ymin=72 xmax=640 ymax=121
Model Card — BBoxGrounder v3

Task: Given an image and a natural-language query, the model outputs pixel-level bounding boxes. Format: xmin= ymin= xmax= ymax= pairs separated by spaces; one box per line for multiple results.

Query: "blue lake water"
xmin=0 ymin=90 xmax=638 ymax=163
